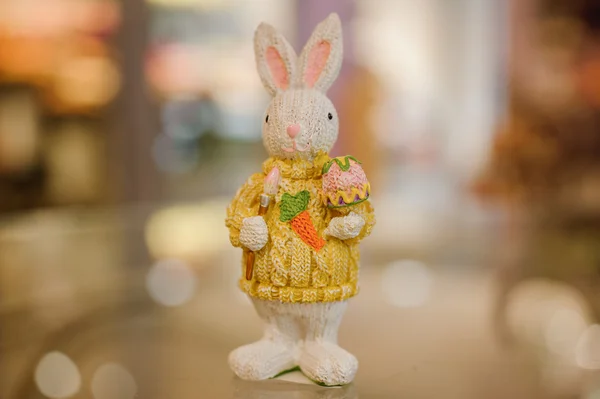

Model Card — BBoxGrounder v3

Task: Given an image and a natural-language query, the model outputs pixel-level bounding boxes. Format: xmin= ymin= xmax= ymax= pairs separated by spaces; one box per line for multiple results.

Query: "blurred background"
xmin=1 ymin=0 xmax=600 ymax=398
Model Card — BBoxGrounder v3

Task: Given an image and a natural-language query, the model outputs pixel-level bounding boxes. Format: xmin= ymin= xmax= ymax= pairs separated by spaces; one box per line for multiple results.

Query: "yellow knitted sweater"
xmin=225 ymin=153 xmax=375 ymax=303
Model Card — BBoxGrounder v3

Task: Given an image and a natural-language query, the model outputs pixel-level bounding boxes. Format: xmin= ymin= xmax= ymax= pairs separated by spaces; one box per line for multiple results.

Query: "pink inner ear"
xmin=266 ymin=46 xmax=289 ymax=90
xmin=304 ymin=40 xmax=331 ymax=88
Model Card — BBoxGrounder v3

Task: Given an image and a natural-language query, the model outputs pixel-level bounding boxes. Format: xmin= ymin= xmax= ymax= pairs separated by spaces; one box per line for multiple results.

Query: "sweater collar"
xmin=262 ymin=152 xmax=330 ymax=180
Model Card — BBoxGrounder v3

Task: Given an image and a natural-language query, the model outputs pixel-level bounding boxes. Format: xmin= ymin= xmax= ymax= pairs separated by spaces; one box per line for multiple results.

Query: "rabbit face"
xmin=262 ymin=89 xmax=338 ymax=160
xmin=254 ymin=13 xmax=343 ymax=160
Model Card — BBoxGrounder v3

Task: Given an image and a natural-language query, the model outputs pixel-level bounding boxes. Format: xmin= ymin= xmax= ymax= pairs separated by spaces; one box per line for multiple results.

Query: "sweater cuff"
xmin=226 ymin=216 xmax=242 ymax=247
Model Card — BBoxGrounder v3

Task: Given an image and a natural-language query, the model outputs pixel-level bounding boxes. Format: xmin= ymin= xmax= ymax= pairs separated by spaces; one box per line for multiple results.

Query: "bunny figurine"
xmin=225 ymin=13 xmax=375 ymax=386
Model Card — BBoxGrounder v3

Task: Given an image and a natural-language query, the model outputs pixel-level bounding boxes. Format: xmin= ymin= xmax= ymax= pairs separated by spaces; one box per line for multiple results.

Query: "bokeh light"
xmin=146 ymin=44 xmax=208 ymax=96
xmin=381 ymin=259 xmax=433 ymax=308
xmin=151 ymin=134 xmax=199 ymax=174
xmin=91 ymin=363 xmax=137 ymax=399
xmin=585 ymin=385 xmax=600 ymax=399
xmin=53 ymin=56 xmax=121 ymax=109
xmin=544 ymin=307 xmax=587 ymax=357
xmin=144 ymin=201 xmax=229 ymax=260
xmin=34 ymin=351 xmax=81 ymax=399
xmin=505 ymin=280 xmax=591 ymax=348
xmin=146 ymin=258 xmax=197 ymax=307
xmin=576 ymin=324 xmax=600 ymax=370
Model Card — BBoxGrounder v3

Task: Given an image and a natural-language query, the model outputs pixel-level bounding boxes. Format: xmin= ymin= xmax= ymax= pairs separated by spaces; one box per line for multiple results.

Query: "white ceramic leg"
xmin=229 ymin=298 xmax=301 ymax=380
xmin=298 ymin=301 xmax=358 ymax=386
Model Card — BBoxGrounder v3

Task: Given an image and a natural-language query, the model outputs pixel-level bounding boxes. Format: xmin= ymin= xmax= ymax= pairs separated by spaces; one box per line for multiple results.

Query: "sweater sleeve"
xmin=225 ymin=173 xmax=264 ymax=248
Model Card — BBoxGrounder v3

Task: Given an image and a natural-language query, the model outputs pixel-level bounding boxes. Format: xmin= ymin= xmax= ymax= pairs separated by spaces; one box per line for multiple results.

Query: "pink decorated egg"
xmin=322 ymin=156 xmax=370 ymax=208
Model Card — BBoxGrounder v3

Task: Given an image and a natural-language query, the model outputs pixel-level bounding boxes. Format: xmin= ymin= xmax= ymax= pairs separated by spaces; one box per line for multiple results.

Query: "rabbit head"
xmin=254 ymin=13 xmax=343 ymax=161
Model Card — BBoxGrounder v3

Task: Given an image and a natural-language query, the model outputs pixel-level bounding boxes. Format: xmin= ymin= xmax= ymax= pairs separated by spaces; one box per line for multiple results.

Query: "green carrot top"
xmin=279 ymin=190 xmax=310 ymax=222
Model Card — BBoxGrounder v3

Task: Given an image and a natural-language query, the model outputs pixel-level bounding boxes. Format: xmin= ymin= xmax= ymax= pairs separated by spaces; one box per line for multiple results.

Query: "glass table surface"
xmin=0 ymin=200 xmax=598 ymax=399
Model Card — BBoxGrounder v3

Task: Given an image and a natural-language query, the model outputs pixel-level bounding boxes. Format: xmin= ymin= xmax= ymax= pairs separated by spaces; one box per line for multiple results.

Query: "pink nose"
xmin=286 ymin=124 xmax=300 ymax=139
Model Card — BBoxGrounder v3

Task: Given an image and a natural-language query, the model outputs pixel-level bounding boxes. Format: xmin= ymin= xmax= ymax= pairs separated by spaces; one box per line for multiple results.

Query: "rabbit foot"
xmin=299 ymin=341 xmax=358 ymax=386
xmin=229 ymin=339 xmax=296 ymax=381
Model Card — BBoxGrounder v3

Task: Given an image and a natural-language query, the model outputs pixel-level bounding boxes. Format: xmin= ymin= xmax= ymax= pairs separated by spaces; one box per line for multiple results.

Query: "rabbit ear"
xmin=296 ymin=13 xmax=343 ymax=92
xmin=254 ymin=22 xmax=297 ymax=96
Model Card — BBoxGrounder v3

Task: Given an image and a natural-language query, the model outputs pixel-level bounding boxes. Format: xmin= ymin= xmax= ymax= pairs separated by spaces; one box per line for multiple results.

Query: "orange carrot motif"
xmin=280 ymin=191 xmax=325 ymax=251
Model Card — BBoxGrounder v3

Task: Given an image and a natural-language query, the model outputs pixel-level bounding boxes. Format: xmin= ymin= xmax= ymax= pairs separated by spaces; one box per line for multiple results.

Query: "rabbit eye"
xmin=328 ymin=112 xmax=333 ymax=120
xmin=265 ymin=114 xmax=269 ymax=123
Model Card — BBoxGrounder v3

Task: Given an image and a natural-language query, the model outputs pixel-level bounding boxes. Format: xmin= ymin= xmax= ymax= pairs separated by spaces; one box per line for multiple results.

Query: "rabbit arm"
xmin=326 ymin=200 xmax=375 ymax=244
xmin=348 ymin=200 xmax=375 ymax=243
xmin=225 ymin=173 xmax=264 ymax=247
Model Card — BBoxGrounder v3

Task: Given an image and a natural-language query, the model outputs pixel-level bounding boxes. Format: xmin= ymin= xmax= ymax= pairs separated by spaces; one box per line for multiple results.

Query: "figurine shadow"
xmin=232 ymin=372 xmax=358 ymax=399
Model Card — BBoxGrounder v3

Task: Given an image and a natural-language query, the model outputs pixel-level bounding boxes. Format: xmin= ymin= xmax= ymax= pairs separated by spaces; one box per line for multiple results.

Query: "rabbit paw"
xmin=324 ymin=212 xmax=365 ymax=240
xmin=240 ymin=216 xmax=268 ymax=251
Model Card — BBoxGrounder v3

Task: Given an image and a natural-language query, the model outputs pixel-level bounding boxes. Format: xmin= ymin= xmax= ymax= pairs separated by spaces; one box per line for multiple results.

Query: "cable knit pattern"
xmin=269 ymin=215 xmax=290 ymax=287
xmin=226 ymin=174 xmax=264 ymax=248
xmin=226 ymin=155 xmax=375 ymax=303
